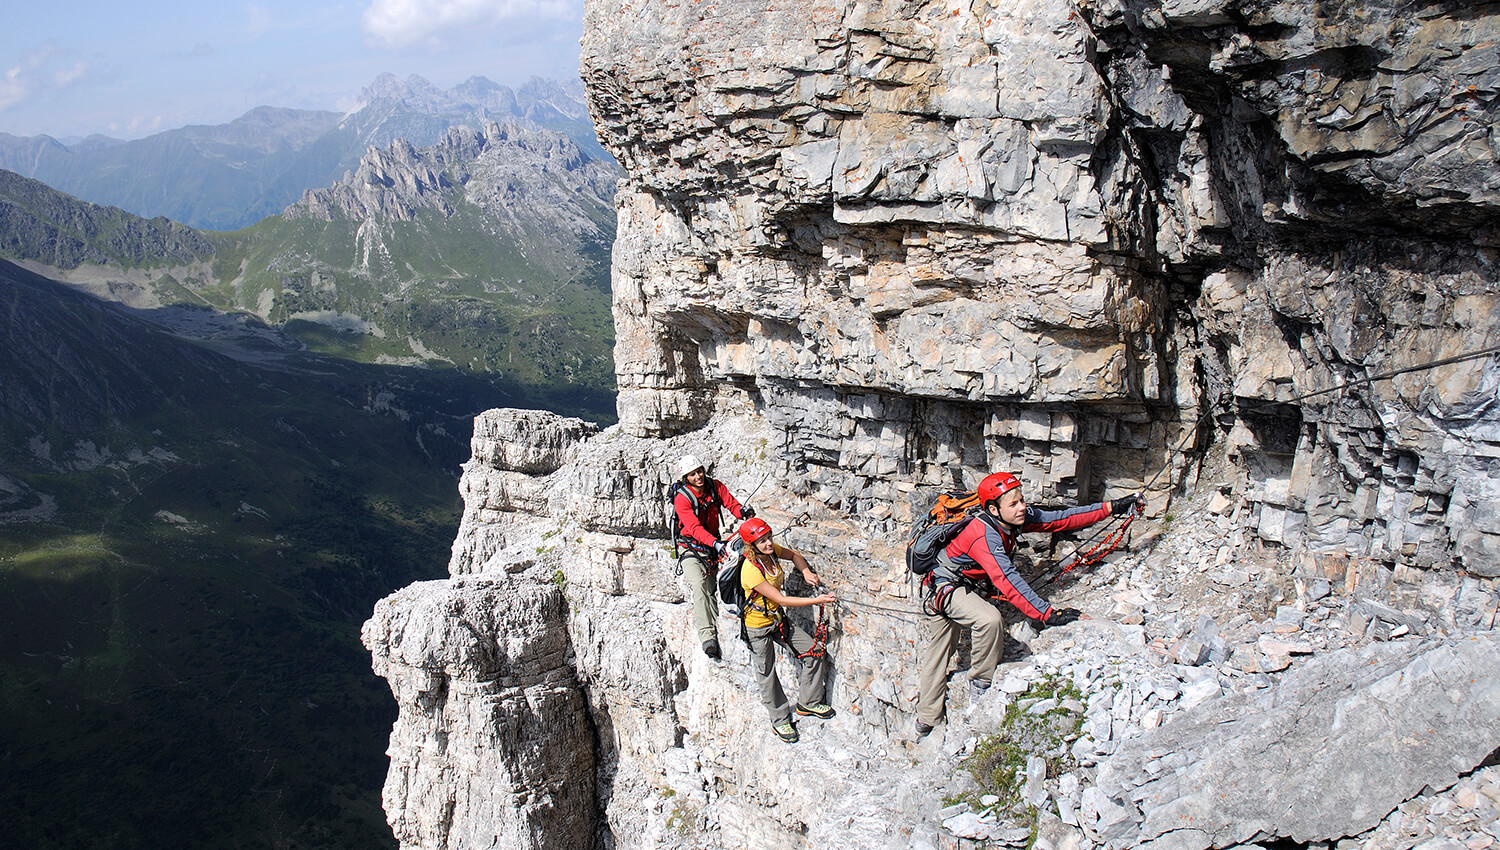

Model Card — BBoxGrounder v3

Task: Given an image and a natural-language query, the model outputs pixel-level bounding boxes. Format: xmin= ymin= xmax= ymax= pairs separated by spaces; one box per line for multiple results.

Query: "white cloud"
xmin=110 ymin=114 xmax=165 ymax=137
xmin=0 ymin=69 xmax=28 ymax=112
xmin=55 ymin=60 xmax=89 ymax=87
xmin=246 ymin=3 xmax=277 ymax=38
xmin=362 ymin=0 xmax=578 ymax=48
xmin=130 ymin=115 xmax=164 ymax=135
xmin=0 ymin=43 xmax=75 ymax=115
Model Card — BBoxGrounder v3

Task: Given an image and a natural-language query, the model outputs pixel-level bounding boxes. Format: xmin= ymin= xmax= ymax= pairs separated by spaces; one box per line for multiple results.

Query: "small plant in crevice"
xmin=959 ymin=674 xmax=1085 ymax=829
xmin=664 ymin=799 xmax=699 ymax=839
xmin=941 ymin=790 xmax=979 ymax=809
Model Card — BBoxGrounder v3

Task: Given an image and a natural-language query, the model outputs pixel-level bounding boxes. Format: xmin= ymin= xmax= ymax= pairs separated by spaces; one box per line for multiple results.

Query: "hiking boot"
xmin=969 ymin=679 xmax=991 ymax=704
xmin=772 ymin=722 xmax=799 ymax=743
xmin=702 ymin=639 xmax=721 ymax=660
xmin=795 ymin=702 xmax=835 ymax=720
xmin=914 ymin=720 xmax=935 ymax=737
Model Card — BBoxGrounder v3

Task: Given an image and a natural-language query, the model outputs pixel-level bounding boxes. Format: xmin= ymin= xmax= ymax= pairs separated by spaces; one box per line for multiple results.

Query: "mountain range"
xmin=0 ymin=74 xmax=606 ymax=232
xmin=0 ymin=117 xmax=621 ymax=415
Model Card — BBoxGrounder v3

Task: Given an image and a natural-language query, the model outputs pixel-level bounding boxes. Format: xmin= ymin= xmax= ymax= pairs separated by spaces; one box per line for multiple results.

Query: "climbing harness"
xmin=914 ymin=572 xmax=954 ymax=617
xmin=668 ymin=478 xmax=725 ymax=575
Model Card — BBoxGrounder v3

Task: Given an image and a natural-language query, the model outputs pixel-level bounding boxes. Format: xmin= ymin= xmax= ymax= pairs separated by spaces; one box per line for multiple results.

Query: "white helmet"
xmin=676 ymin=454 xmax=705 ymax=477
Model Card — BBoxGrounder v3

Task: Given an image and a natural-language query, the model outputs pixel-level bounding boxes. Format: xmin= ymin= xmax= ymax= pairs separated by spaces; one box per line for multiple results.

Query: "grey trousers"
xmin=680 ymin=553 xmax=719 ymax=644
xmin=916 ymin=584 xmax=1005 ymax=726
xmin=746 ymin=620 xmax=828 ymax=725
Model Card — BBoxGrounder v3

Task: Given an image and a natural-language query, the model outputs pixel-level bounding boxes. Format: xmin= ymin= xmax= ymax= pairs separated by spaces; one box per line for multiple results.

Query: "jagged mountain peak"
xmin=354 ymin=73 xmax=535 ymax=118
xmin=287 ymin=120 xmax=619 ymax=230
xmin=359 ymin=72 xmax=451 ymax=107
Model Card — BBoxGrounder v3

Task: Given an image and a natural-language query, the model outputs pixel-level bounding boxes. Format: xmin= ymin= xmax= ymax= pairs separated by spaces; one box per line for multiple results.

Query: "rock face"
xmin=1094 ymin=635 xmax=1500 ymax=849
xmin=365 ymin=1 xmax=1500 ymax=849
xmin=363 ymin=577 xmax=598 ymax=849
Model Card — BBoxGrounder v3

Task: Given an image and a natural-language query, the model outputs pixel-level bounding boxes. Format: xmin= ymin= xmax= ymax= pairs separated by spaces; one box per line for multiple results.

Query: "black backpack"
xmin=714 ymin=538 xmax=749 ymax=617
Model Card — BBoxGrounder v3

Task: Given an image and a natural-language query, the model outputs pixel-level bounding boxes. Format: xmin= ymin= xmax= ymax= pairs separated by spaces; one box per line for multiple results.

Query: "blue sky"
xmin=1 ymin=0 xmax=585 ymax=141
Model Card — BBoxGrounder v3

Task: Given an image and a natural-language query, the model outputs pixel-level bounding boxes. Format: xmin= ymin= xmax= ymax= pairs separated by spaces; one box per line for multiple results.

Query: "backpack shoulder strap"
xmin=670 ymin=480 xmax=701 ymax=512
xmin=699 ymin=478 xmax=723 ymax=508
xmin=741 ymin=554 xmax=780 ymax=617
xmin=974 ymin=510 xmax=1011 ymax=537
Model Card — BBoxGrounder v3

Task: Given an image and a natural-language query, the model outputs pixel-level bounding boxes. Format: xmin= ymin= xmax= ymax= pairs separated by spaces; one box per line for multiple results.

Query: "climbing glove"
xmin=714 ymin=540 xmax=729 ymax=558
xmin=1045 ymin=607 xmax=1082 ymax=627
xmin=741 ymin=506 xmax=756 ymax=519
xmin=1111 ymin=493 xmax=1143 ymax=516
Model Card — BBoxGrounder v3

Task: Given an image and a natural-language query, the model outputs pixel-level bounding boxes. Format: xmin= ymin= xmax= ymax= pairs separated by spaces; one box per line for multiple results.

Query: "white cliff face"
xmin=366 ymin=1 xmax=1500 ymax=848
xmin=582 ymin=0 xmax=1500 ymax=568
xmin=367 ymin=406 xmax=1500 ymax=850
xmin=364 ymin=577 xmax=598 ymax=849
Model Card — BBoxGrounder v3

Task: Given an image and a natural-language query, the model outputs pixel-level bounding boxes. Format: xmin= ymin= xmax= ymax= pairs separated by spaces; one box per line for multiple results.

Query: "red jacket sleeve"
xmin=713 ymin=479 xmax=746 ymax=520
xmin=1020 ymin=503 xmax=1110 ymax=534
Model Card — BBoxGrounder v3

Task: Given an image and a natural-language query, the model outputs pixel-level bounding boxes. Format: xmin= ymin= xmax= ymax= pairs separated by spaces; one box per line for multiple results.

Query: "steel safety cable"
xmin=1039 ymin=341 xmax=1500 ymax=587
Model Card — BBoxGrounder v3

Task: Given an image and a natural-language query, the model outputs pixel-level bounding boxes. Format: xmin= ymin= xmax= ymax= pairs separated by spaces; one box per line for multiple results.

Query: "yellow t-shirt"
xmin=741 ymin=545 xmax=791 ymax=629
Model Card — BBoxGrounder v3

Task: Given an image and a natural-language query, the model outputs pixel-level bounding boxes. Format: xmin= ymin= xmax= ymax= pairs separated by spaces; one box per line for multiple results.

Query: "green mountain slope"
xmin=207 ymin=122 xmax=619 ymax=392
xmin=0 ymin=258 xmax=548 ymax=848
xmin=0 ymin=168 xmax=213 ymax=269
xmin=0 ymin=119 xmax=620 ymax=421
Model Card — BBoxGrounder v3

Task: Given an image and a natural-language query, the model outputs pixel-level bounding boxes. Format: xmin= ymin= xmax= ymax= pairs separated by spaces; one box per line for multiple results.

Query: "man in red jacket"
xmin=914 ymin=472 xmax=1140 ymax=735
xmin=672 ymin=454 xmax=754 ymax=660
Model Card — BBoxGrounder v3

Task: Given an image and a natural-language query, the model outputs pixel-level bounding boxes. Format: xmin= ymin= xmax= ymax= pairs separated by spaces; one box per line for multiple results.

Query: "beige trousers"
xmin=679 ymin=552 xmax=719 ymax=644
xmin=746 ymin=620 xmax=828 ymax=725
xmin=916 ymin=584 xmax=1005 ymax=726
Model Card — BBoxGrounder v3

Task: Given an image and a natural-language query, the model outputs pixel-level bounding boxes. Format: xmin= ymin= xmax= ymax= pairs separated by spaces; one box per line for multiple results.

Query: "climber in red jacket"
xmin=671 ymin=454 xmax=753 ymax=660
xmin=914 ymin=471 xmax=1140 ymax=736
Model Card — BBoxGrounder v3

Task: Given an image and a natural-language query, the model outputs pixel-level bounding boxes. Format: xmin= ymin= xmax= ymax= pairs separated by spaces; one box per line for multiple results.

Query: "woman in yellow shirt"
xmin=737 ymin=518 xmax=836 ymax=743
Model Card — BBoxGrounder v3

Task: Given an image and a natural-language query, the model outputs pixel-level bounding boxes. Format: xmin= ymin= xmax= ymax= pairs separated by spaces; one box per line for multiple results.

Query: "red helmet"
xmin=977 ymin=472 xmax=1022 ymax=506
xmin=739 ymin=518 xmax=773 ymax=543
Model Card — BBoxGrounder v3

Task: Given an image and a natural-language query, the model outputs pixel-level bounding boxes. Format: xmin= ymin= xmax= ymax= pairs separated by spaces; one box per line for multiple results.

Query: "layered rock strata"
xmin=582 ymin=0 xmax=1500 ymax=568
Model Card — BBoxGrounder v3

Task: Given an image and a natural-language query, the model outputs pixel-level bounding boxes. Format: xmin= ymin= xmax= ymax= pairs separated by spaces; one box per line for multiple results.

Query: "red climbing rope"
xmin=1038 ymin=503 xmax=1140 ymax=588
xmin=793 ymin=604 xmax=831 ymax=659
xmin=1062 ymin=509 xmax=1136 ymax=574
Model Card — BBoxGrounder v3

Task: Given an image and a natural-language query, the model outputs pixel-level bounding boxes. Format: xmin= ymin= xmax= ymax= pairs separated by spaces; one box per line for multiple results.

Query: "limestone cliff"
xmin=365 ymin=2 xmax=1500 ymax=848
